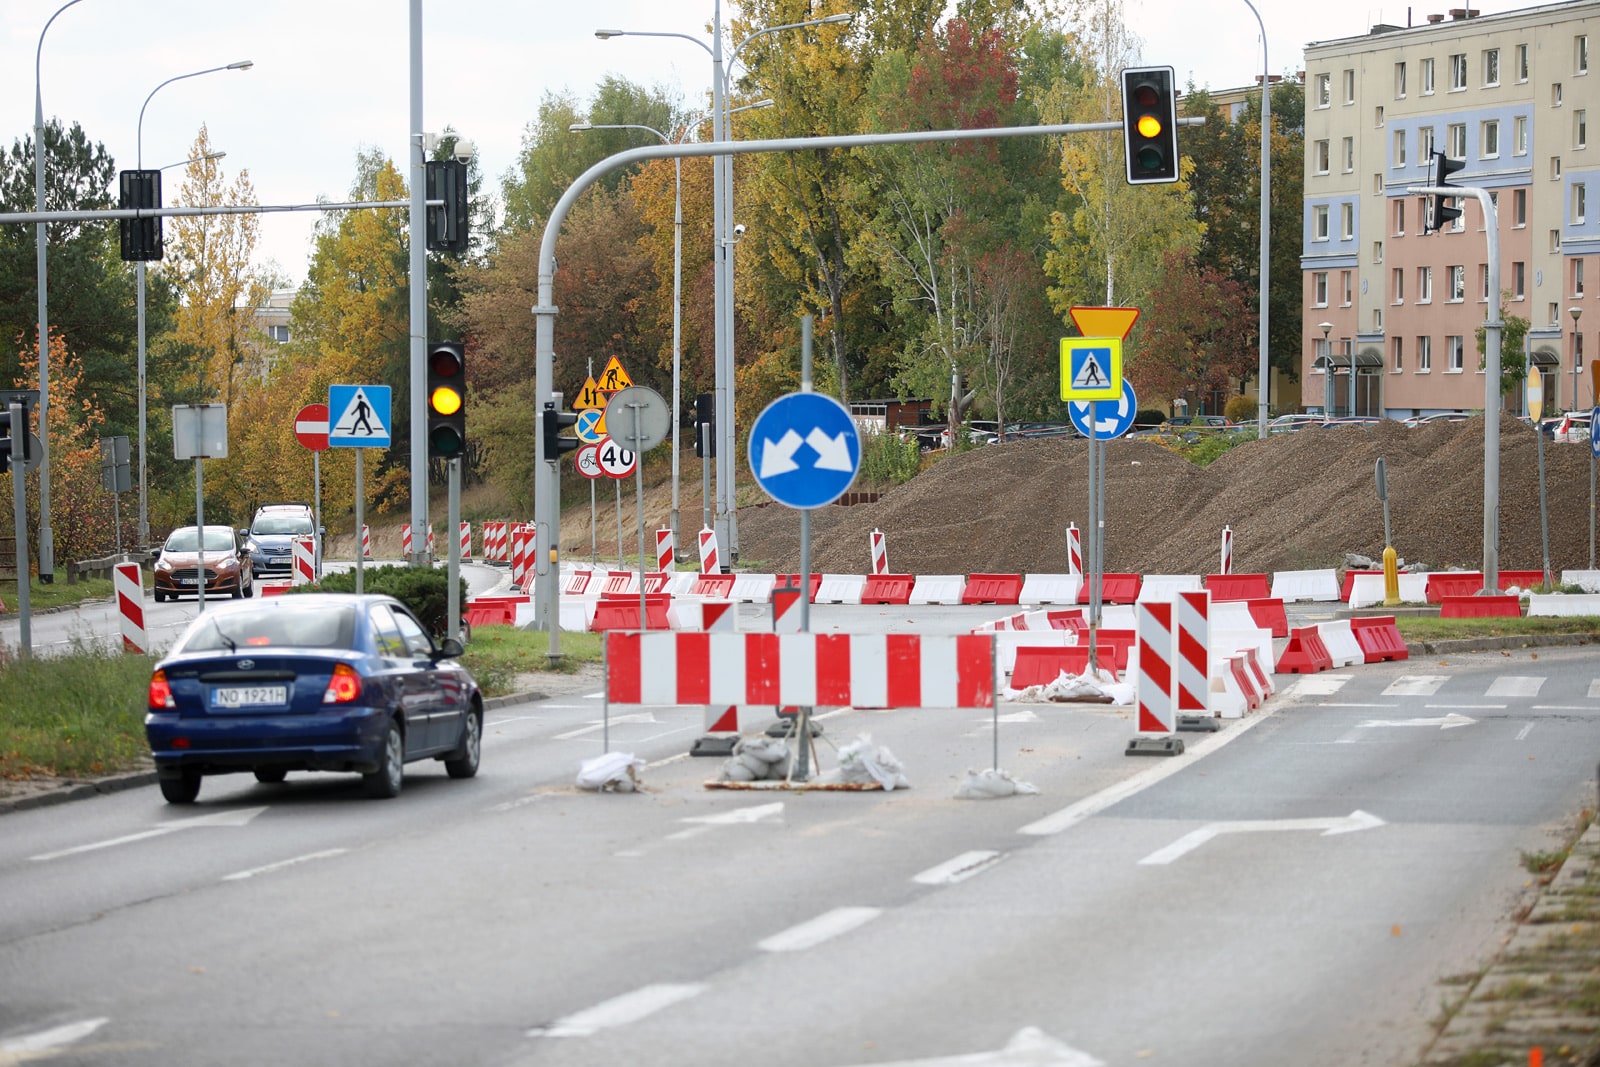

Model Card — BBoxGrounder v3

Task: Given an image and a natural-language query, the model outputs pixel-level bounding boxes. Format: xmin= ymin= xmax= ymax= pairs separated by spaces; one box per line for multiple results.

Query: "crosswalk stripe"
xmin=1588 ymin=679 xmax=1600 ymax=699
xmin=1486 ymin=676 xmax=1544 ymax=698
xmin=1381 ymin=675 xmax=1450 ymax=697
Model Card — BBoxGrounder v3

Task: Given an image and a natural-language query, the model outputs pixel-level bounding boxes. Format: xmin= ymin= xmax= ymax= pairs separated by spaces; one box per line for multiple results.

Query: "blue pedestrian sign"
xmin=748 ymin=392 xmax=861 ymax=510
xmin=329 ymin=384 xmax=392 ymax=448
xmin=1067 ymin=380 xmax=1139 ymax=440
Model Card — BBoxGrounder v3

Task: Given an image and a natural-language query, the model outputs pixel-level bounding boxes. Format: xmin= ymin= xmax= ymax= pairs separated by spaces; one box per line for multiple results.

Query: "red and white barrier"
xmin=1175 ymin=590 xmax=1210 ymax=717
xmin=1136 ymin=602 xmax=1176 ymax=734
xmin=361 ymin=524 xmax=371 ymax=560
xmin=607 ymin=632 xmax=995 ymax=709
xmin=1269 ymin=568 xmax=1340 ymax=602
xmin=910 ymin=574 xmax=966 ymax=605
xmin=698 ymin=527 xmax=720 ymax=574
xmin=729 ymin=573 xmax=776 ymax=604
xmin=1220 ymin=525 xmax=1233 ymax=575
xmin=1019 ymin=574 xmax=1081 ymax=604
xmin=401 ymin=523 xmax=412 ymax=557
xmin=656 ymin=528 xmax=674 ymax=572
xmin=460 ymin=522 xmax=472 ymax=560
xmin=291 ymin=536 xmax=315 ymax=586
xmin=871 ymin=528 xmax=888 ymax=575
xmin=511 ymin=525 xmax=535 ymax=591
xmin=114 ymin=561 xmax=147 ymax=654
xmin=816 ymin=574 xmax=866 ymax=604
xmin=771 ymin=586 xmax=804 ymax=633
xmin=1066 ymin=522 xmax=1082 ymax=578
xmin=426 ymin=522 xmax=436 ymax=559
xmin=1137 ymin=575 xmax=1204 ymax=602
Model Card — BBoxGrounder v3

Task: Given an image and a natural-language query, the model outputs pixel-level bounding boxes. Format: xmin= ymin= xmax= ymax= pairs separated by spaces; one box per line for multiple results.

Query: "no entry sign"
xmin=295 ymin=403 xmax=330 ymax=451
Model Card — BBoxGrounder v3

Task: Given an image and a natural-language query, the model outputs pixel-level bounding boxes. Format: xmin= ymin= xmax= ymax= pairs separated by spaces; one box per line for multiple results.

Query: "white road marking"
xmin=1589 ymin=679 xmax=1600 ymax=699
xmin=490 ymin=714 xmax=546 ymax=725
xmin=1516 ymin=722 xmax=1536 ymax=741
xmin=1138 ymin=810 xmax=1385 ymax=866
xmin=1284 ymin=674 xmax=1353 ymax=697
xmin=1486 ymin=675 xmax=1544 ymax=698
xmin=834 ymin=1026 xmax=1105 ymax=1066
xmin=1319 ymin=702 xmax=1396 ymax=708
xmin=1425 ymin=703 xmax=1506 ymax=710
xmin=973 ymin=710 xmax=1040 ymax=724
xmin=1017 ymin=708 xmax=1276 ymax=836
xmin=527 ymin=983 xmax=707 ymax=1037
xmin=912 ymin=850 xmax=1005 ymax=886
xmin=30 ymin=806 xmax=269 ymax=862
xmin=1532 ymin=705 xmax=1597 ymax=711
xmin=758 ymin=906 xmax=882 ymax=952
xmin=1382 ymin=675 xmax=1450 ymax=697
xmin=222 ymin=849 xmax=346 ymax=882
xmin=0 ymin=1017 xmax=109 ymax=1054
xmin=1356 ymin=713 xmax=1476 ymax=730
xmin=667 ymin=802 xmax=785 ymax=840
xmin=485 ymin=794 xmax=548 ymax=813
xmin=553 ymin=712 xmax=660 ymax=740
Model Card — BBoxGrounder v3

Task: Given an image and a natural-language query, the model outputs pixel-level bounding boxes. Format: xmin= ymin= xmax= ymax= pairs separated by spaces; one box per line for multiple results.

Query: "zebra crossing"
xmin=1282 ymin=670 xmax=1600 ymax=710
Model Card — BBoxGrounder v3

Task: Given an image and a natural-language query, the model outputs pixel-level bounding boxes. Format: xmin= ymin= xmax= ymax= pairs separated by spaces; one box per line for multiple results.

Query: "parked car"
xmin=152 ymin=525 xmax=253 ymax=602
xmin=1268 ymin=414 xmax=1326 ymax=434
xmin=144 ymin=593 xmax=481 ymax=804
xmin=1401 ymin=411 xmax=1470 ymax=428
xmin=240 ymin=502 xmax=321 ymax=577
xmin=1553 ymin=411 xmax=1593 ymax=443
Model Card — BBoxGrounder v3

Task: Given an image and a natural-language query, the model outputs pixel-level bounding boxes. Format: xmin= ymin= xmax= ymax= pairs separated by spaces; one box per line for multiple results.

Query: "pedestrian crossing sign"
xmin=328 ymin=384 xmax=392 ymax=448
xmin=1060 ymin=338 xmax=1123 ymax=401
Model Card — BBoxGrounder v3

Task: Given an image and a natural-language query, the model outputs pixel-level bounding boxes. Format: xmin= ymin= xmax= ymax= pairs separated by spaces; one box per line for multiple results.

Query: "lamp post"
xmin=1240 ymin=0 xmax=1272 ymax=437
xmin=33 ymin=0 xmax=89 ymax=584
xmin=1319 ymin=321 xmax=1333 ymax=414
xmin=1571 ymin=306 xmax=1583 ymax=413
xmin=571 ymin=100 xmax=773 ymax=558
xmin=134 ymin=61 xmax=252 ymax=549
xmin=597 ymin=8 xmax=851 ymax=562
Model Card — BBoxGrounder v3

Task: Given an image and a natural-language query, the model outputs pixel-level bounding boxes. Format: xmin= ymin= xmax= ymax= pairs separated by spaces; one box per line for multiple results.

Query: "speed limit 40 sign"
xmin=575 ymin=442 xmax=602 ymax=480
xmin=596 ymin=437 xmax=637 ymax=478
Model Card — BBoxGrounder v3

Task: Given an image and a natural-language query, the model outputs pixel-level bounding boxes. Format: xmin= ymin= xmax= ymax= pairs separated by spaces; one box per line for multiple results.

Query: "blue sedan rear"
xmin=144 ymin=593 xmax=481 ymax=803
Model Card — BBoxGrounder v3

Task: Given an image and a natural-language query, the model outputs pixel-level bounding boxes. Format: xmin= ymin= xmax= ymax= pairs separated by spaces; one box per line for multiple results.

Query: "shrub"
xmin=1134 ymin=408 xmax=1166 ymax=429
xmin=858 ymin=431 xmax=922 ymax=486
xmin=289 ymin=565 xmax=466 ymax=637
xmin=1223 ymin=394 xmax=1257 ymax=422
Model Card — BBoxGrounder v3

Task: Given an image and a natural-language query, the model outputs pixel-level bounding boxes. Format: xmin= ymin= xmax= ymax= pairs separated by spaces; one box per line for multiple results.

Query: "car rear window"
xmin=178 ymin=603 xmax=356 ymax=653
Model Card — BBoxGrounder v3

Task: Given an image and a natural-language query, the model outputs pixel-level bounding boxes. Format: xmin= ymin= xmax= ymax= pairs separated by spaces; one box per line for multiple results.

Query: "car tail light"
xmin=148 ymin=670 xmax=175 ymax=710
xmin=323 ymin=663 xmax=362 ymax=704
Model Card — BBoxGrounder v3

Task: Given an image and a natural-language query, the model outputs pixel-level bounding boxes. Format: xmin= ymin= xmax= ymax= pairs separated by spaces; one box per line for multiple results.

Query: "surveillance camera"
xmin=733 ymin=223 xmax=747 ymax=237
xmin=453 ymin=138 xmax=476 ymax=164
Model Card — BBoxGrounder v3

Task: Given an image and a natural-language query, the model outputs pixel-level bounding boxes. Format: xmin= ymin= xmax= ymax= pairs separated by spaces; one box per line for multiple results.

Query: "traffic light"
xmin=0 ymin=399 xmax=31 ymax=474
xmin=1425 ymin=150 xmax=1466 ymax=233
xmin=426 ymin=341 xmax=467 ymax=460
xmin=1121 ymin=66 xmax=1179 ymax=185
xmin=425 ymin=159 xmax=469 ymax=253
xmin=542 ymin=395 xmax=579 ymax=461
xmin=694 ymin=392 xmax=716 ymax=458
xmin=118 ymin=169 xmax=163 ymax=261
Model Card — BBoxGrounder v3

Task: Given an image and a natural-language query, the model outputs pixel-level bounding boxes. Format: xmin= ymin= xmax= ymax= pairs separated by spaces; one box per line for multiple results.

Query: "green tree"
xmin=1475 ymin=298 xmax=1533 ymax=398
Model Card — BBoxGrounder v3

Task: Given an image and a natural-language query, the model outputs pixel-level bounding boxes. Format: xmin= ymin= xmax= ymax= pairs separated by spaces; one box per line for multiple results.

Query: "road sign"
xmin=328 ymin=385 xmax=392 ymax=448
xmin=1526 ymin=372 xmax=1544 ymax=422
xmin=604 ymin=386 xmax=671 ymax=452
xmin=574 ymin=377 xmax=607 ymax=411
xmin=575 ymin=442 xmax=603 ymax=479
xmin=596 ymin=437 xmax=637 ymax=478
xmin=575 ymin=408 xmax=606 ymax=444
xmin=747 ymin=391 xmax=861 ymax=510
xmin=1060 ymin=337 xmax=1123 ymax=401
xmin=1592 ymin=406 xmax=1600 ymax=458
xmin=598 ymin=356 xmax=633 ymax=393
xmin=294 ymin=403 xmax=330 ymax=452
xmin=1067 ymin=380 xmax=1138 ymax=440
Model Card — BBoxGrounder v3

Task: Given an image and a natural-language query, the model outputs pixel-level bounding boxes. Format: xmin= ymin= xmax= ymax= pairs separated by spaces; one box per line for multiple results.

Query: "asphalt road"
xmin=1 ymin=622 xmax=1595 ymax=1066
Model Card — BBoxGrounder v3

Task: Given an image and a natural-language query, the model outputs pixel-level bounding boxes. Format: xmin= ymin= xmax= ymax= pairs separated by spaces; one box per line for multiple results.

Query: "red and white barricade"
xmin=1175 ymin=590 xmax=1210 ymax=718
xmin=1220 ymin=525 xmax=1233 ymax=575
xmin=1136 ymin=602 xmax=1176 ymax=734
xmin=656 ymin=528 xmax=674 ymax=572
xmin=426 ymin=523 xmax=436 ymax=559
xmin=361 ymin=524 xmax=371 ymax=560
xmin=870 ymin=528 xmax=888 ymax=575
xmin=698 ymin=527 xmax=720 ymax=574
xmin=401 ymin=523 xmax=412 ymax=557
xmin=459 ymin=522 xmax=472 ymax=560
xmin=291 ymin=536 xmax=316 ymax=586
xmin=1067 ymin=523 xmax=1082 ymax=578
xmin=514 ymin=525 xmax=539 ymax=590
xmin=114 ymin=561 xmax=147 ymax=654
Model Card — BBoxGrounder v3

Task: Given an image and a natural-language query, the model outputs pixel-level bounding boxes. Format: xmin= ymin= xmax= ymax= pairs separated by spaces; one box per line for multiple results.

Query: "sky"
xmin=0 ymin=0 xmax=1531 ymax=287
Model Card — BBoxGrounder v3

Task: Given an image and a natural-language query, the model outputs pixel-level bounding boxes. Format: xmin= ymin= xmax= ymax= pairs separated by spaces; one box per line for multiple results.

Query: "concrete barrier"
xmin=1560 ymin=570 xmax=1600 ymax=593
xmin=1527 ymin=593 xmax=1600 ymax=617
xmin=910 ymin=574 xmax=967 ymax=605
xmin=1136 ymin=575 xmax=1203 ymax=602
xmin=1317 ymin=619 xmax=1365 ymax=668
xmin=1019 ymin=574 xmax=1082 ymax=605
xmin=816 ymin=574 xmax=866 ymax=604
xmin=1270 ymin=568 xmax=1341 ymax=602
xmin=1348 ymin=572 xmax=1428 ymax=609
xmin=728 ymin=573 xmax=776 ymax=604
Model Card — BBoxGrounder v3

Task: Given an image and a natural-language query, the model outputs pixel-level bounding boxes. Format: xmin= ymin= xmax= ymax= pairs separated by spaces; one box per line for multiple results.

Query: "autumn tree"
xmin=1135 ymin=250 xmax=1256 ymax=407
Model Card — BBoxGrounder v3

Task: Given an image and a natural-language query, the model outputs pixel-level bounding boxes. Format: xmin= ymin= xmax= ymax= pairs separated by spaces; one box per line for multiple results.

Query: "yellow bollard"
xmin=1382 ymin=546 xmax=1400 ymax=607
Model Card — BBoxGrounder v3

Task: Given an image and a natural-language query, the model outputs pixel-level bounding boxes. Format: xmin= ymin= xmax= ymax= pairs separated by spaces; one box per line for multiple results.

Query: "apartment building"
xmin=1303 ymin=1 xmax=1600 ymax=418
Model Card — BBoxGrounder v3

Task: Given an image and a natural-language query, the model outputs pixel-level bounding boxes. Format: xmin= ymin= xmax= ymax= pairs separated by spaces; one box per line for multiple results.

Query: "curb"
xmin=1409 ymin=633 xmax=1598 ymax=656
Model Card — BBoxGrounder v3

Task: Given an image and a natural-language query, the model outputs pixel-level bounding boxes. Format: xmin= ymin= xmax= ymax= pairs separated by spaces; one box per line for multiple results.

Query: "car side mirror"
xmin=238 ymin=528 xmax=249 ymax=539
xmin=436 ymin=637 xmax=464 ymax=659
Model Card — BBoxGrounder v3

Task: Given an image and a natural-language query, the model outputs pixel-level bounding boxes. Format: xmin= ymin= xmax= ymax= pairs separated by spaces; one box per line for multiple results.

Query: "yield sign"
xmin=1069 ymin=306 xmax=1141 ymax=340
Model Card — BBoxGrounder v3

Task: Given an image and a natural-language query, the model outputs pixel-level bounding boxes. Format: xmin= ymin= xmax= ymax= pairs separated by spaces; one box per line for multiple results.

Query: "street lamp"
xmin=570 ymin=99 xmax=774 ymax=557
xmin=598 ymin=7 xmax=851 ymax=562
xmin=1319 ymin=322 xmax=1334 ymax=415
xmin=1240 ymin=0 xmax=1272 ymax=437
xmin=1571 ymin=305 xmax=1583 ymax=413
xmin=33 ymin=0 xmax=89 ymax=584
xmin=133 ymin=61 xmax=252 ymax=549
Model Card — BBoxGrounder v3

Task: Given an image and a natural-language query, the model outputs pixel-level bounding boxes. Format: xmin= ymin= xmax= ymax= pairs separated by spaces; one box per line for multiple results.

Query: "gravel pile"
xmin=735 ymin=415 xmax=1600 ymax=577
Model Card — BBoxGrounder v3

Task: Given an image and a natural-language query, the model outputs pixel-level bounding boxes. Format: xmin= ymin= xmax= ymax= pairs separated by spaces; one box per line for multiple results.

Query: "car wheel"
xmin=363 ymin=720 xmax=404 ymax=799
xmin=253 ymin=768 xmax=287 ymax=784
xmin=153 ymin=589 xmax=167 ymax=603
xmin=445 ymin=709 xmax=482 ymax=780
xmin=159 ymin=771 xmax=201 ymax=804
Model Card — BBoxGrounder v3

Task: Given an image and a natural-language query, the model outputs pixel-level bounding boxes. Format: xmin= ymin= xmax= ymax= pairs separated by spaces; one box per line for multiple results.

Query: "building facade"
xmin=1303 ymin=1 xmax=1600 ymax=418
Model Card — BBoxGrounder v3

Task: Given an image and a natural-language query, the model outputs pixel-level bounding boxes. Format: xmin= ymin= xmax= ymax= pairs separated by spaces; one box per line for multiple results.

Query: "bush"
xmin=1223 ymin=394 xmax=1257 ymax=422
xmin=289 ymin=565 xmax=466 ymax=637
xmin=858 ymin=431 xmax=922 ymax=486
xmin=1135 ymin=408 xmax=1166 ymax=429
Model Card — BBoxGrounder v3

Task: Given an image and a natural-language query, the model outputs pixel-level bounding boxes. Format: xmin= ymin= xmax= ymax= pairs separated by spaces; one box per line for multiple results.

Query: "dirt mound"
xmin=733 ymin=415 xmax=1600 ymax=577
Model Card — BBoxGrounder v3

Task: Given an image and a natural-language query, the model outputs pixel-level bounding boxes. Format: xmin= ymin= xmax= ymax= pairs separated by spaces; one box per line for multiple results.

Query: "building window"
xmin=1452 ymin=207 xmax=1466 ymax=234
xmin=1376 ymin=105 xmax=1385 ymax=128
xmin=1314 ymin=139 xmax=1330 ymax=174
xmin=1394 ymin=200 xmax=1405 ymax=235
xmin=1393 ymin=130 xmax=1407 ymax=167
xmin=1578 ymin=183 xmax=1589 ymax=224
xmin=1343 ymin=136 xmax=1355 ymax=172
xmin=268 ymin=325 xmax=289 ymax=343
xmin=1514 ymin=260 xmax=1526 ymax=298
xmin=1316 ymin=72 xmax=1331 ymax=107
xmin=1344 ymin=69 xmax=1356 ymax=104
xmin=1450 ymin=53 xmax=1467 ymax=90
xmin=1553 ymin=156 xmax=1564 ymax=180
xmin=1392 ymin=336 xmax=1404 ymax=371
xmin=1314 ymin=204 xmax=1330 ymax=240
xmin=1581 ymin=35 xmax=1591 ymax=74
xmin=1551 ymin=302 xmax=1562 ymax=325
xmin=1576 ymin=258 xmax=1587 ymax=297
xmin=1418 ymin=266 xmax=1433 ymax=303
xmin=1580 ymin=110 xmax=1590 ymax=149
xmin=1395 ymin=62 xmax=1408 ymax=98
xmin=1374 ymin=240 xmax=1384 ymax=263
xmin=1420 ymin=126 xmax=1436 ymax=161
xmin=1555 ymin=82 xmax=1565 ymax=107
xmin=1392 ymin=267 xmax=1405 ymax=303
xmin=1342 ymin=270 xmax=1353 ymax=306
xmin=1482 ymin=120 xmax=1500 ymax=158
xmin=1418 ymin=335 xmax=1432 ymax=372
xmin=1374 ymin=172 xmax=1384 ymax=195
xmin=1448 ymin=123 xmax=1467 ymax=158
xmin=1514 ymin=115 xmax=1529 ymax=155
xmin=1449 ymin=264 xmax=1466 ymax=301
xmin=1515 ymin=188 xmax=1527 ymax=226
xmin=1314 ymin=271 xmax=1329 ymax=307
xmin=1480 ymin=263 xmax=1491 ymax=301
xmin=1341 ymin=202 xmax=1354 ymax=240
xmin=1448 ymin=335 xmax=1465 ymax=371
xmin=1553 ymin=229 xmax=1564 ymax=252
xmin=1374 ymin=309 xmax=1384 ymax=332
xmin=1484 ymin=48 xmax=1501 ymax=87
xmin=1517 ymin=43 xmax=1530 ymax=82
xmin=1422 ymin=57 xmax=1436 ymax=94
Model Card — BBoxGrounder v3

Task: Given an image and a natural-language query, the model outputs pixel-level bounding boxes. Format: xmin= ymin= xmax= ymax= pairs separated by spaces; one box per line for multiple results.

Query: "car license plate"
xmin=213 ymin=685 xmax=287 ymax=708
xmin=270 ymin=556 xmax=290 ymax=565
xmin=179 ymin=578 xmax=199 ymax=586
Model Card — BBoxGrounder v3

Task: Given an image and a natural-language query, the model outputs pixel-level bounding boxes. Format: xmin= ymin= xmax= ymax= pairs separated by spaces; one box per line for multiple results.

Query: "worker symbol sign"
xmin=1059 ymin=337 xmax=1123 ymax=402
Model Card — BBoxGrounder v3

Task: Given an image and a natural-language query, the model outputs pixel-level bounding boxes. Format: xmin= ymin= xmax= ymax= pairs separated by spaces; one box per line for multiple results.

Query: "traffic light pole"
xmin=8 ymin=402 xmax=28 ymax=659
xmin=447 ymin=455 xmax=460 ymax=644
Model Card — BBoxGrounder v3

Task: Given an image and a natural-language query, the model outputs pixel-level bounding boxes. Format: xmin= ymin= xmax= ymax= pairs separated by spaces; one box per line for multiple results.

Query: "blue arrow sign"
xmin=1592 ymin=406 xmax=1599 ymax=458
xmin=328 ymin=384 xmax=392 ymax=448
xmin=1067 ymin=380 xmax=1138 ymax=440
xmin=747 ymin=392 xmax=861 ymax=509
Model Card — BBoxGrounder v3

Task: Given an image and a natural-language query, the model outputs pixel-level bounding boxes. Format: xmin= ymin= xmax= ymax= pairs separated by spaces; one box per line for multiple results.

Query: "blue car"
xmin=144 ymin=593 xmax=481 ymax=804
